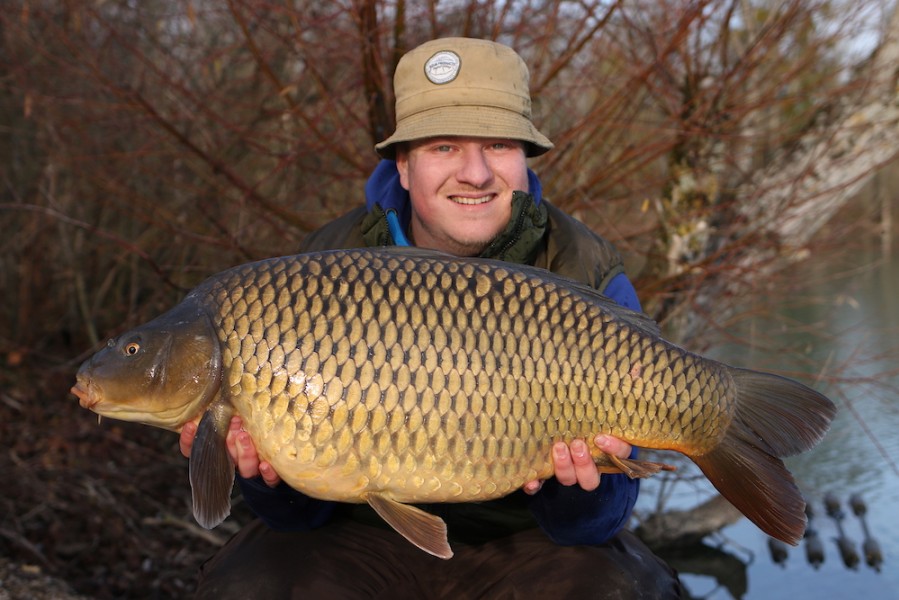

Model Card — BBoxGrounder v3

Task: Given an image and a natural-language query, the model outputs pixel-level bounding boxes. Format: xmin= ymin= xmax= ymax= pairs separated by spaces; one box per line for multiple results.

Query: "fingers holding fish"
xmin=562 ymin=436 xmax=633 ymax=491
xmin=182 ymin=412 xmax=281 ymax=486
xmin=226 ymin=416 xmax=282 ymax=487
xmin=523 ymin=439 xmax=596 ymax=494
xmin=552 ymin=440 xmax=591 ymax=489
xmin=179 ymin=421 xmax=197 ymax=458
xmin=524 ymin=435 xmax=634 ymax=494
xmin=595 ymin=434 xmax=632 ymax=460
xmin=521 ymin=480 xmax=543 ymax=495
xmin=257 ymin=461 xmax=282 ymax=487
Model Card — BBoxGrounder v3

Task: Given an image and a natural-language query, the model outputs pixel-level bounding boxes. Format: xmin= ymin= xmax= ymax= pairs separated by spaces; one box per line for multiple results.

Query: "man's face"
xmin=395 ymin=137 xmax=529 ymax=257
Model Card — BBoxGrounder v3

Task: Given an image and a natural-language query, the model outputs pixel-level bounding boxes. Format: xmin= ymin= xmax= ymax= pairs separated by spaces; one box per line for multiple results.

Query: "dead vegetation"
xmin=3 ymin=1 xmax=898 ymax=597
xmin=0 ymin=367 xmax=255 ymax=599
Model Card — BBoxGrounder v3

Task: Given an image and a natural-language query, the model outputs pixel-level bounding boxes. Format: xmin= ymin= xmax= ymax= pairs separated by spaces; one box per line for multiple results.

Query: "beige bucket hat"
xmin=375 ymin=37 xmax=554 ymax=159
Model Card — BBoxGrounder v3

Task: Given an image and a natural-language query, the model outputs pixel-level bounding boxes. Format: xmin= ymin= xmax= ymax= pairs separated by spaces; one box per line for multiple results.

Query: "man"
xmin=183 ymin=37 xmax=683 ymax=598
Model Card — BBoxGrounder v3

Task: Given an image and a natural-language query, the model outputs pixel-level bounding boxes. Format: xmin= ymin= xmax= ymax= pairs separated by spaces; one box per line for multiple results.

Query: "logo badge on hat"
xmin=424 ymin=51 xmax=461 ymax=84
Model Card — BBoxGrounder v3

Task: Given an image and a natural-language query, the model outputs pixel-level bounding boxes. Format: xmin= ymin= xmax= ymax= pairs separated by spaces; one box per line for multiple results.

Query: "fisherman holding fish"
xmin=181 ymin=37 xmax=685 ymax=598
xmin=74 ymin=34 xmax=834 ymax=598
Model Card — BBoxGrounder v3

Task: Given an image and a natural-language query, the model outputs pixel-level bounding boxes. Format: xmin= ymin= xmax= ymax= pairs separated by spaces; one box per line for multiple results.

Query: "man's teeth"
xmin=451 ymin=195 xmax=492 ymax=205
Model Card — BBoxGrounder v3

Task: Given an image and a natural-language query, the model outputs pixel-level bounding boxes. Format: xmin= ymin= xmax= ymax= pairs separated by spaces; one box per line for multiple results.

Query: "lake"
xmin=635 ymin=247 xmax=899 ymax=599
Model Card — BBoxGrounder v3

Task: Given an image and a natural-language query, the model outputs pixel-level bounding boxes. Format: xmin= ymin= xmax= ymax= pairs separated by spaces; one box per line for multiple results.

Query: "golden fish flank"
xmin=72 ymin=247 xmax=835 ymax=559
xmin=221 ymin=258 xmax=551 ymax=493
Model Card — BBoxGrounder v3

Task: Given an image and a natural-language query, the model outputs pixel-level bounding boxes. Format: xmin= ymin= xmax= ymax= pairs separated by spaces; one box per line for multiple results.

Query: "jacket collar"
xmin=361 ymin=188 xmax=547 ymax=265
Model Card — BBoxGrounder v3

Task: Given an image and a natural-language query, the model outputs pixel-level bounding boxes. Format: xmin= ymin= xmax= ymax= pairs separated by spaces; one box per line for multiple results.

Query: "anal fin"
xmin=597 ymin=453 xmax=678 ymax=478
xmin=364 ymin=492 xmax=453 ymax=559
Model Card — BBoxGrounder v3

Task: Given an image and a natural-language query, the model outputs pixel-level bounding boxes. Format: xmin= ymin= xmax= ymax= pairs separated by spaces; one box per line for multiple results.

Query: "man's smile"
xmin=449 ymin=193 xmax=495 ymax=205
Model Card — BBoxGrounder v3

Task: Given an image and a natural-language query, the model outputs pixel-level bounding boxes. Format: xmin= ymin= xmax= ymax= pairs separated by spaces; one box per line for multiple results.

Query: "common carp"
xmin=71 ymin=247 xmax=836 ymax=558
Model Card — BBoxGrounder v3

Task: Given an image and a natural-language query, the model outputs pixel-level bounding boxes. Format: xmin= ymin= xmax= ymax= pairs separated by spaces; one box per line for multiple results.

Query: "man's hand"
xmin=179 ymin=416 xmax=282 ymax=487
xmin=179 ymin=419 xmax=628 ymax=494
xmin=522 ymin=435 xmax=632 ymax=495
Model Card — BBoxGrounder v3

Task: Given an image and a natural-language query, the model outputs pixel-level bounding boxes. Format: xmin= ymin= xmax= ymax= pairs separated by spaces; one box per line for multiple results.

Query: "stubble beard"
xmin=410 ymin=216 xmax=495 ymax=257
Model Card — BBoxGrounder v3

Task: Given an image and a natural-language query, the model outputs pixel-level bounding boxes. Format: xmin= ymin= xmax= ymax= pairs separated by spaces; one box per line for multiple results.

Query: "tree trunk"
xmin=739 ymin=3 xmax=899 ymax=255
xmin=655 ymin=3 xmax=899 ymax=333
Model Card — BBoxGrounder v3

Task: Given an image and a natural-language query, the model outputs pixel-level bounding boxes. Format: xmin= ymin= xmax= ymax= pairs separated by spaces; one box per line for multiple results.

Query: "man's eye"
xmin=488 ymin=140 xmax=522 ymax=152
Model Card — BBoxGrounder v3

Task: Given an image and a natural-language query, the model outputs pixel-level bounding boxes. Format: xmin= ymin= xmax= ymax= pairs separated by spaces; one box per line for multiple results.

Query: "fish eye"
xmin=124 ymin=342 xmax=141 ymax=356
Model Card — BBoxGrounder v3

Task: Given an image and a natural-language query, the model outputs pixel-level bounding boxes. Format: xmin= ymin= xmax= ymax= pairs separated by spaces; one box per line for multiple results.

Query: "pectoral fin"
xmin=363 ymin=492 xmax=453 ymax=559
xmin=189 ymin=401 xmax=235 ymax=528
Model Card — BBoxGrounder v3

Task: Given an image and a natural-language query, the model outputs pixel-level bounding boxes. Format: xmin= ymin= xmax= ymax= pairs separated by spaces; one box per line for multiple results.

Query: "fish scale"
xmin=73 ymin=247 xmax=836 ymax=558
xmin=204 ymin=250 xmax=722 ymax=502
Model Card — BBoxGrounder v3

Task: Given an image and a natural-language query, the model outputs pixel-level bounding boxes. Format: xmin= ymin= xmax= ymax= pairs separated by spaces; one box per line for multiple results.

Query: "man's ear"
xmin=395 ymin=147 xmax=411 ymax=191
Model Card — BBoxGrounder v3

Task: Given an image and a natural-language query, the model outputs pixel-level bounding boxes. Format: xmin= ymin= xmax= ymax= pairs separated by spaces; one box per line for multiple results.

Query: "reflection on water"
xmin=662 ymin=542 xmax=749 ymax=599
xmin=635 ymin=252 xmax=899 ymax=599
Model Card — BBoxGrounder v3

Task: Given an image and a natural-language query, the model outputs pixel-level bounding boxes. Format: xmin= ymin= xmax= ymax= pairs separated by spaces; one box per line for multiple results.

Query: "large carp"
xmin=71 ymin=248 xmax=836 ymax=558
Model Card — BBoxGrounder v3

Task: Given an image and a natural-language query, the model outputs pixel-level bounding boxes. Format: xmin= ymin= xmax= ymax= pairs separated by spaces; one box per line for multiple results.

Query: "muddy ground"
xmin=1 ymin=366 xmax=256 ymax=599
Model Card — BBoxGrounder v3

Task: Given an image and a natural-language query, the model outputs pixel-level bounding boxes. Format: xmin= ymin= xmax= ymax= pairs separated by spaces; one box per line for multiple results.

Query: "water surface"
xmin=635 ymin=250 xmax=898 ymax=599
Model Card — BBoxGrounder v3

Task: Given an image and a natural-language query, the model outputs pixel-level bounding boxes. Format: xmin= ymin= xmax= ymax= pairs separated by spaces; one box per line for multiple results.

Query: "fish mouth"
xmin=70 ymin=380 xmax=99 ymax=410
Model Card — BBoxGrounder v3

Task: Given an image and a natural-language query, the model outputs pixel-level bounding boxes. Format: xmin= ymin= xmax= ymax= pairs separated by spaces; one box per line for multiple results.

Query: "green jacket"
xmin=300 ymin=192 xmax=625 ymax=294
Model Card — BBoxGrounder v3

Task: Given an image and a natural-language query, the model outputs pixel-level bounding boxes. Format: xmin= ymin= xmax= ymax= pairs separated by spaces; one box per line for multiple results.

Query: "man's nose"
xmin=455 ymin=147 xmax=493 ymax=187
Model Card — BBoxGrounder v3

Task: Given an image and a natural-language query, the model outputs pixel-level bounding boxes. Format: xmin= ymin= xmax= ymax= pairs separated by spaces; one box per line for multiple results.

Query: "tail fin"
xmin=692 ymin=368 xmax=836 ymax=545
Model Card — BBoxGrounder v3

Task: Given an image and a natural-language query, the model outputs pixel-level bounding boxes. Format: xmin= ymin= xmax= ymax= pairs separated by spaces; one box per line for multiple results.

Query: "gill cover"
xmin=79 ymin=299 xmax=223 ymax=431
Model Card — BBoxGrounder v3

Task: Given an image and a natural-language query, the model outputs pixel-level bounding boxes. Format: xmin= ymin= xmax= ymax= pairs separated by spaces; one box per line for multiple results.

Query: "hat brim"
xmin=375 ymin=105 xmax=553 ymax=159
